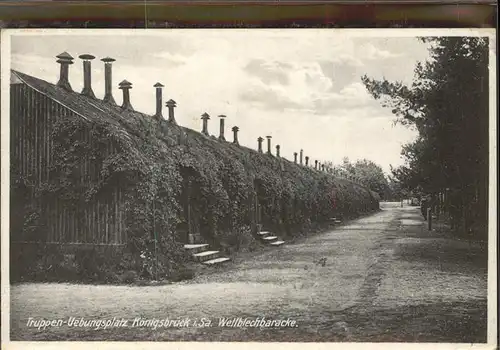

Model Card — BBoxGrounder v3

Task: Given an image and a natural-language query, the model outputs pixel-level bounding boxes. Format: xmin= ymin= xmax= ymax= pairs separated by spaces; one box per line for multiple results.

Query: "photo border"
xmin=0 ymin=1 xmax=497 ymax=29
xmin=1 ymin=26 xmax=497 ymax=350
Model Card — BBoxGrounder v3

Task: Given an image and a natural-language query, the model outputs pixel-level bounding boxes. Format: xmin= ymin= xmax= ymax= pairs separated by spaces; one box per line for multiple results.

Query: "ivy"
xmin=11 ymin=107 xmax=379 ymax=282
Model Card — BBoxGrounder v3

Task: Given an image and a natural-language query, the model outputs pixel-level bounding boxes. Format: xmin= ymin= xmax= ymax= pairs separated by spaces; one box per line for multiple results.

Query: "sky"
xmin=10 ymin=30 xmax=432 ymax=173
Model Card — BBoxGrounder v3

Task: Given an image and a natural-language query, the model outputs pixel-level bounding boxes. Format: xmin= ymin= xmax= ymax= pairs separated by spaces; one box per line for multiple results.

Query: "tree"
xmin=328 ymin=158 xmax=391 ymax=199
xmin=352 ymin=159 xmax=390 ymax=199
xmin=386 ymin=176 xmax=406 ymax=202
xmin=362 ymin=37 xmax=489 ymax=237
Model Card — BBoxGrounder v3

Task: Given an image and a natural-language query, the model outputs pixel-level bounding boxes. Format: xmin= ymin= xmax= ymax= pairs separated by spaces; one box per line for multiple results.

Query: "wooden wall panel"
xmin=10 ymin=83 xmax=126 ymax=246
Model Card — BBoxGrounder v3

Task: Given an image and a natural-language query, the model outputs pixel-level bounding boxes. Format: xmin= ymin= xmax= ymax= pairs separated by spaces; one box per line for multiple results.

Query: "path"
xmin=10 ymin=203 xmax=488 ymax=342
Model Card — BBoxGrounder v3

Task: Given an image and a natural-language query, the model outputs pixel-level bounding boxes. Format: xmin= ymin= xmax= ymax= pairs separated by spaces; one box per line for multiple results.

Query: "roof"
xmin=12 ymin=70 xmax=133 ymax=130
xmin=56 ymin=51 xmax=74 ymax=60
xmin=101 ymin=57 xmax=116 ymax=63
xmin=10 ymin=69 xmax=368 ymax=191
xmin=10 ymin=70 xmax=181 ymax=161
xmin=79 ymin=54 xmax=96 ymax=60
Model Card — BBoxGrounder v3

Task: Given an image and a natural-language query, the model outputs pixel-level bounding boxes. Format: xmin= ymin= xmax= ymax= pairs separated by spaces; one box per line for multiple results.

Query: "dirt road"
xmin=10 ymin=203 xmax=488 ymax=342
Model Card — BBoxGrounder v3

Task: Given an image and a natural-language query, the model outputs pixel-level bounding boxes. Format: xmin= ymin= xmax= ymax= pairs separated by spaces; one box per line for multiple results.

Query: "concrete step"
xmin=257 ymin=231 xmax=271 ymax=236
xmin=193 ymin=250 xmax=220 ymax=262
xmin=203 ymin=257 xmax=231 ymax=266
xmin=262 ymin=236 xmax=278 ymax=241
xmin=270 ymin=240 xmax=285 ymax=246
xmin=184 ymin=244 xmax=209 ymax=254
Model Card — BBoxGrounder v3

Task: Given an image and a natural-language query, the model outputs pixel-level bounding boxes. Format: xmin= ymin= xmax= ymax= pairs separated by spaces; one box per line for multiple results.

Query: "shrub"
xmin=121 ymin=270 xmax=138 ymax=284
xmin=217 ymin=225 xmax=259 ymax=254
xmin=168 ymin=267 xmax=195 ymax=282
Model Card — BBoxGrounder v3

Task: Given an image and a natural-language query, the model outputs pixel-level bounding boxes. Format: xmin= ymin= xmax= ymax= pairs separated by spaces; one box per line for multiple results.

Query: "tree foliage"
xmin=362 ymin=37 xmax=489 ymax=237
xmin=327 ymin=157 xmax=391 ymax=199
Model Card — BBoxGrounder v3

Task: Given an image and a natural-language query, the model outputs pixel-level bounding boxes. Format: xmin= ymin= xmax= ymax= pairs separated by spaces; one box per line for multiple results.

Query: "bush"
xmin=217 ymin=225 xmax=259 ymax=255
xmin=121 ymin=270 xmax=138 ymax=284
xmin=168 ymin=267 xmax=195 ymax=282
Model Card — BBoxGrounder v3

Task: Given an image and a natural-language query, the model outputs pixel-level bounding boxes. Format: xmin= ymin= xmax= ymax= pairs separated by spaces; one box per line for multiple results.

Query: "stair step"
xmin=203 ymin=257 xmax=231 ymax=265
xmin=184 ymin=244 xmax=209 ymax=249
xmin=262 ymin=236 xmax=278 ymax=241
xmin=193 ymin=250 xmax=219 ymax=257
xmin=270 ymin=240 xmax=285 ymax=246
xmin=193 ymin=250 xmax=220 ymax=262
xmin=258 ymin=231 xmax=270 ymax=235
xmin=184 ymin=243 xmax=209 ymax=254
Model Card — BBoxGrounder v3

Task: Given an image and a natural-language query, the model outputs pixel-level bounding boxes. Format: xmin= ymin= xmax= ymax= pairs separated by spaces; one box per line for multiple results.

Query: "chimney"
xmin=300 ymin=149 xmax=303 ymax=165
xmin=153 ymin=82 xmax=164 ymax=119
xmin=166 ymin=99 xmax=177 ymax=124
xmin=232 ymin=126 xmax=240 ymax=145
xmin=56 ymin=52 xmax=74 ymax=91
xmin=101 ymin=57 xmax=116 ymax=104
xmin=294 ymin=152 xmax=298 ymax=163
xmin=118 ymin=80 xmax=133 ymax=111
xmin=257 ymin=137 xmax=264 ymax=153
xmin=315 ymin=160 xmax=318 ymax=169
xmin=79 ymin=54 xmax=96 ymax=98
xmin=218 ymin=115 xmax=226 ymax=141
xmin=322 ymin=164 xmax=325 ymax=171
xmin=266 ymin=136 xmax=272 ymax=155
xmin=276 ymin=145 xmax=280 ymax=158
xmin=305 ymin=156 xmax=309 ymax=166
xmin=201 ymin=113 xmax=210 ymax=136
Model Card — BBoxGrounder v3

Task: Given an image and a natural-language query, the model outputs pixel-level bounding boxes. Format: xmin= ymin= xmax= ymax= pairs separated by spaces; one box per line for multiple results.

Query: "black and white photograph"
xmin=1 ymin=29 xmax=497 ymax=347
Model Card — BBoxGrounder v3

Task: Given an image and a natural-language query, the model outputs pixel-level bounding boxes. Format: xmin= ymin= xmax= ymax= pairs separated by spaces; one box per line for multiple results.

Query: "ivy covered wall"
xmin=10 ymin=89 xmax=379 ymax=283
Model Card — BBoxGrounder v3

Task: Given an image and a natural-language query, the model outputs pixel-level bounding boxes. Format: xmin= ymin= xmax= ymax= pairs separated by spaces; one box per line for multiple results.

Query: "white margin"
xmin=0 ymin=28 xmax=497 ymax=350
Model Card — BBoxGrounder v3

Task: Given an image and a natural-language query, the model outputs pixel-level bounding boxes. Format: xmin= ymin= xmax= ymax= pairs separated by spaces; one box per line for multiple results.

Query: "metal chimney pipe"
xmin=166 ymin=99 xmax=177 ymax=124
xmin=257 ymin=137 xmax=264 ymax=153
xmin=276 ymin=145 xmax=280 ymax=158
xmin=101 ymin=57 xmax=116 ymax=104
xmin=56 ymin=52 xmax=74 ymax=91
xmin=266 ymin=136 xmax=272 ymax=155
xmin=305 ymin=156 xmax=309 ymax=166
xmin=232 ymin=126 xmax=240 ymax=145
xmin=201 ymin=113 xmax=210 ymax=135
xmin=153 ymin=82 xmax=164 ymax=119
xmin=118 ymin=80 xmax=133 ymax=111
xmin=218 ymin=115 xmax=226 ymax=141
xmin=300 ymin=149 xmax=303 ymax=165
xmin=79 ymin=54 xmax=96 ymax=98
xmin=294 ymin=152 xmax=298 ymax=163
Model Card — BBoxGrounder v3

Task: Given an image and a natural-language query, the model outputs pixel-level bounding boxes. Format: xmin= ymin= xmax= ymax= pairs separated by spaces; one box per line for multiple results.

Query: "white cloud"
xmin=151 ymin=51 xmax=188 ymax=66
xmin=10 ymin=32 xmax=429 ymax=172
xmin=361 ymin=43 xmax=404 ymax=60
xmin=331 ymin=54 xmax=364 ymax=68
